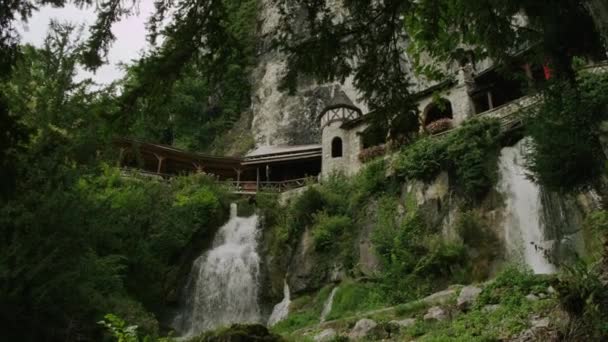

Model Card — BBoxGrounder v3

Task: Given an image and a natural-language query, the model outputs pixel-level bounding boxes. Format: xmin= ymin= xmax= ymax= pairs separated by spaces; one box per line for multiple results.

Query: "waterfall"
xmin=320 ymin=287 xmax=339 ymax=323
xmin=497 ymin=140 xmax=556 ymax=274
xmin=267 ymin=280 xmax=291 ymax=326
xmin=174 ymin=203 xmax=262 ymax=336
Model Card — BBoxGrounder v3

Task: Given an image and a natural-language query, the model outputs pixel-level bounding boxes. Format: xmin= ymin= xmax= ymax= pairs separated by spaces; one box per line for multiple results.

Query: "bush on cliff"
xmin=394 ymin=118 xmax=502 ymax=199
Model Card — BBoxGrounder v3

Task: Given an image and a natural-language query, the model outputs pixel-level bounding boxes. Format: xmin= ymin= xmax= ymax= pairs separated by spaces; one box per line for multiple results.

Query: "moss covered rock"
xmin=190 ymin=324 xmax=285 ymax=342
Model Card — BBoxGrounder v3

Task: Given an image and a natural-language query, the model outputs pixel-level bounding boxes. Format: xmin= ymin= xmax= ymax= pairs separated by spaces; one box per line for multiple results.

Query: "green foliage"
xmin=405 ymin=0 xmax=604 ymax=82
xmin=394 ymin=137 xmax=448 ymax=182
xmin=275 ymin=0 xmax=419 ymax=142
xmin=455 ymin=211 xmax=502 ymax=281
xmin=0 ymin=29 xmax=231 ymax=338
xmin=271 ymin=285 xmax=335 ymax=334
xmin=371 ymin=197 xmax=468 ymax=303
xmin=122 ymin=0 xmax=259 ymax=154
xmin=311 ymin=213 xmax=353 ymax=252
xmin=325 ymin=281 xmax=388 ymax=321
xmin=191 ymin=324 xmax=283 ymax=342
xmin=556 ymin=259 xmax=608 ymax=340
xmin=476 ymin=266 xmax=551 ymax=307
xmin=98 ymin=314 xmax=140 ymax=342
xmin=394 ymin=118 xmax=502 ymax=199
xmin=525 ymin=73 xmax=608 ymax=191
xmin=397 ymin=267 xmax=556 ymax=341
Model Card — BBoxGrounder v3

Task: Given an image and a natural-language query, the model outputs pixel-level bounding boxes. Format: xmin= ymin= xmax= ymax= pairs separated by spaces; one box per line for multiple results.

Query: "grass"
xmin=271 ymin=285 xmax=335 ymax=335
xmin=325 ymin=280 xmax=389 ymax=321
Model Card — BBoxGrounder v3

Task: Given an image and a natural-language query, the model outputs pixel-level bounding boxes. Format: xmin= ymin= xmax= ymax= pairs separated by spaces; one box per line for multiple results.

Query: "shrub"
xmin=371 ymin=198 xmax=468 ymax=302
xmin=476 ymin=266 xmax=551 ymax=307
xmin=289 ymin=187 xmax=326 ymax=234
xmin=358 ymin=144 xmax=387 ymax=163
xmin=557 ymin=262 xmax=608 ymax=340
xmin=394 ymin=136 xmax=447 ymax=182
xmin=311 ymin=213 xmax=353 ymax=251
xmin=394 ymin=118 xmax=501 ymax=200
xmin=525 ymin=73 xmax=608 ymax=191
xmin=325 ymin=281 xmax=387 ymax=321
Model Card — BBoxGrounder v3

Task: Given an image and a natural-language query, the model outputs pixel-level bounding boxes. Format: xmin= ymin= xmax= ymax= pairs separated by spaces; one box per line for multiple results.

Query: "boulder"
xmin=422 ymin=288 xmax=458 ymax=305
xmin=457 ymin=285 xmax=482 ymax=309
xmin=348 ymin=318 xmax=378 ymax=339
xmin=314 ymin=328 xmax=337 ymax=342
xmin=423 ymin=306 xmax=448 ymax=321
xmin=525 ymin=294 xmax=539 ymax=302
xmin=390 ymin=318 xmax=416 ymax=327
xmin=389 ymin=318 xmax=416 ymax=328
xmin=530 ymin=317 xmax=550 ymax=329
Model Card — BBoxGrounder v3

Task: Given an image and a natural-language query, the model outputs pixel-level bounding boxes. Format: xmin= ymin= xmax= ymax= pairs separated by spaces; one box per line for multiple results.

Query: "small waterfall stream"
xmin=173 ymin=203 xmax=262 ymax=336
xmin=267 ymin=280 xmax=291 ymax=326
xmin=497 ymin=140 xmax=556 ymax=274
xmin=320 ymin=287 xmax=339 ymax=323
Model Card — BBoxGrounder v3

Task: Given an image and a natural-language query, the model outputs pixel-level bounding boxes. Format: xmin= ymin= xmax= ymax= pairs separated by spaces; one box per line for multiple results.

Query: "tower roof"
xmin=319 ymin=90 xmax=362 ymax=120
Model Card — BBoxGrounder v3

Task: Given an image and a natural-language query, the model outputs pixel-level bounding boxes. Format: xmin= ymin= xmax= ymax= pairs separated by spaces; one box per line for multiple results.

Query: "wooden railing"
xmin=221 ymin=177 xmax=313 ymax=193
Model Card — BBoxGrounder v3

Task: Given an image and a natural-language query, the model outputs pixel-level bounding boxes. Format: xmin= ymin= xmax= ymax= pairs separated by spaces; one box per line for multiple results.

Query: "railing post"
xmin=256 ymin=167 xmax=260 ymax=193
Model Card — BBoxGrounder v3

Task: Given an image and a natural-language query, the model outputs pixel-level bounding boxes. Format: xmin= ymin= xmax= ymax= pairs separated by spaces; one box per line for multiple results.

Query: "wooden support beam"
xmin=256 ymin=167 xmax=260 ymax=193
xmin=153 ymin=153 xmax=166 ymax=174
xmin=234 ymin=168 xmax=242 ymax=189
xmin=117 ymin=147 xmax=126 ymax=167
xmin=487 ymin=91 xmax=494 ymax=110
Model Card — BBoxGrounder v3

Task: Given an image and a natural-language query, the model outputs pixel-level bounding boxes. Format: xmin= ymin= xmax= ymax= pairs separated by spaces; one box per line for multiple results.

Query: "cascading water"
xmin=497 ymin=139 xmax=556 ymax=274
xmin=173 ymin=203 xmax=262 ymax=336
xmin=320 ymin=287 xmax=339 ymax=323
xmin=267 ymin=280 xmax=291 ymax=326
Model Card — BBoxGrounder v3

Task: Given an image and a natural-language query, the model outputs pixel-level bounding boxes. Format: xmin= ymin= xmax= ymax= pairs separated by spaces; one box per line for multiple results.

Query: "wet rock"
xmin=314 ymin=328 xmax=337 ymax=342
xmin=423 ymin=306 xmax=448 ymax=321
xmin=349 ymin=318 xmax=378 ymax=339
xmin=457 ymin=285 xmax=482 ymax=309
xmin=389 ymin=318 xmax=416 ymax=328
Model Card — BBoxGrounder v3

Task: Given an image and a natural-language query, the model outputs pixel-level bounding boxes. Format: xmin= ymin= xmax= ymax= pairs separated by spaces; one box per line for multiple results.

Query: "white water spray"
xmin=267 ymin=280 xmax=291 ymax=326
xmin=497 ymin=140 xmax=556 ymax=274
xmin=174 ymin=203 xmax=262 ymax=336
xmin=320 ymin=287 xmax=339 ymax=323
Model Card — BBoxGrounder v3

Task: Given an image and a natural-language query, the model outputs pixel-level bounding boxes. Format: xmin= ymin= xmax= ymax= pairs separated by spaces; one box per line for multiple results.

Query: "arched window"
xmin=331 ymin=137 xmax=343 ymax=158
xmin=423 ymin=98 xmax=453 ymax=126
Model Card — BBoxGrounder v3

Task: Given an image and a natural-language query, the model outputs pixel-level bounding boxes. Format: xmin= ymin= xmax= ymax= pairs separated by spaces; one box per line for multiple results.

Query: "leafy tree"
xmin=274 ymin=0 xmax=604 ymax=142
xmin=0 ymin=23 xmax=230 ymax=340
xmin=275 ymin=0 xmax=420 ymax=143
xmin=406 ymin=0 xmax=605 ymax=81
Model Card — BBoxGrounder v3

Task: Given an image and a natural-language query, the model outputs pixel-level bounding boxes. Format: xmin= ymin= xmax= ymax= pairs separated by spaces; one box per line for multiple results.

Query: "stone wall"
xmin=321 ymin=120 xmax=369 ymax=178
xmin=415 ymin=83 xmax=473 ymax=128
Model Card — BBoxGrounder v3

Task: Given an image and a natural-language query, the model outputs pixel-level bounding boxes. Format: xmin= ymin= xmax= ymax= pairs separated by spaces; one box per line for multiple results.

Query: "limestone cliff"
xmin=249 ymin=0 xmax=368 ymax=147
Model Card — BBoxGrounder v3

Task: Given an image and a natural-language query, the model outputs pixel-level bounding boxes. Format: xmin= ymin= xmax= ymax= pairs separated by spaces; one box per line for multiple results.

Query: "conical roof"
xmin=319 ymin=90 xmax=362 ymax=119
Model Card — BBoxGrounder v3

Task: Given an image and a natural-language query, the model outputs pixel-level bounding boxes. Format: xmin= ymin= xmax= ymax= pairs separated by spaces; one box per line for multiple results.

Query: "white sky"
xmin=18 ymin=2 xmax=156 ymax=85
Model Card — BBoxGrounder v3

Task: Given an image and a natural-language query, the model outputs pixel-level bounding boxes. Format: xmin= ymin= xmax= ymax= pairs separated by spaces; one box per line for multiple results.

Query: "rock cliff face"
xmin=249 ymin=0 xmax=368 ymax=147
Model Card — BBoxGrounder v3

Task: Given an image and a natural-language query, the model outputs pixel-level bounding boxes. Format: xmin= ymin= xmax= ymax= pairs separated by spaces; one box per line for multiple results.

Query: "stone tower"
xmin=319 ymin=91 xmax=368 ymax=178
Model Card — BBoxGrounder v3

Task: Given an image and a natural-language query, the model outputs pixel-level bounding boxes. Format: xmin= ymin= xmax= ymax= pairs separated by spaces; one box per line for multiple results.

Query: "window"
xmin=331 ymin=137 xmax=343 ymax=158
xmin=423 ymin=98 xmax=453 ymax=126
